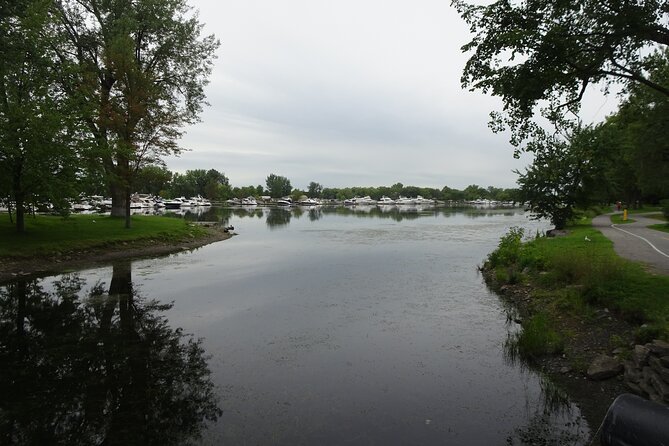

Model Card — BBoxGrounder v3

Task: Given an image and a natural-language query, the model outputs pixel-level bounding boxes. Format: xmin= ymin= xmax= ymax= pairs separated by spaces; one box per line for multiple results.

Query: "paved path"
xmin=592 ymin=212 xmax=669 ymax=275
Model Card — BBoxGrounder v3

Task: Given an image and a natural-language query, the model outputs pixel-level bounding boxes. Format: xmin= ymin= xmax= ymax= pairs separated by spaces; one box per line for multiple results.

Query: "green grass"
xmin=0 ymin=214 xmax=208 ymax=258
xmin=628 ymin=206 xmax=661 ymax=214
xmin=486 ymin=219 xmax=669 ymax=348
xmin=610 ymin=214 xmax=635 ymax=224
xmin=649 ymin=223 xmax=669 ymax=233
xmin=505 ymin=312 xmax=564 ymax=362
xmin=645 ymin=213 xmax=667 ymax=221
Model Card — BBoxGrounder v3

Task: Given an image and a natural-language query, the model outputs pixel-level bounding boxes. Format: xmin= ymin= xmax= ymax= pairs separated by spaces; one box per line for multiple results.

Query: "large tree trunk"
xmin=13 ymin=171 xmax=25 ymax=233
xmin=110 ymin=182 xmax=127 ymax=217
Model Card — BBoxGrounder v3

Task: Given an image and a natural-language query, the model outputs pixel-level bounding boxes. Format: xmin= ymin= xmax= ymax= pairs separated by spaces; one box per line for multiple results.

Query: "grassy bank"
xmin=484 ymin=220 xmax=669 ymax=360
xmin=0 ymin=214 xmax=209 ymax=258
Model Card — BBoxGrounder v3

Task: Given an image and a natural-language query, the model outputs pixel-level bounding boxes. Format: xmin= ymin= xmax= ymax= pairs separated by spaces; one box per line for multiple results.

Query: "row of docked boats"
xmin=344 ymin=195 xmax=436 ymax=206
xmin=69 ymin=194 xmax=212 ymax=211
xmin=225 ymin=197 xmax=322 ymax=207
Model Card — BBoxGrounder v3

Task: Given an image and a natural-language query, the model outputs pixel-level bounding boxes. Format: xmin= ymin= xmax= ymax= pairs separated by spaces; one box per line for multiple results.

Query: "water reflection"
xmin=266 ymin=208 xmax=292 ymax=229
xmin=0 ymin=262 xmax=221 ymax=446
xmin=220 ymin=204 xmax=524 ymax=226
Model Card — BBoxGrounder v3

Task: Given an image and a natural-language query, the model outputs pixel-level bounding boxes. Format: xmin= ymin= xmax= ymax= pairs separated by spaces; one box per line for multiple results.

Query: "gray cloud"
xmin=169 ymin=0 xmax=615 ymax=190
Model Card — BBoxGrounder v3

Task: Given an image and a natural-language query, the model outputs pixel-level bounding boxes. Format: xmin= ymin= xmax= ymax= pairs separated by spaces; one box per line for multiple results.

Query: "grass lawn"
xmin=649 ymin=224 xmax=669 ymax=233
xmin=486 ymin=219 xmax=669 ymax=348
xmin=610 ymin=214 xmax=635 ymax=224
xmin=0 ymin=214 xmax=208 ymax=258
xmin=628 ymin=206 xmax=661 ymax=214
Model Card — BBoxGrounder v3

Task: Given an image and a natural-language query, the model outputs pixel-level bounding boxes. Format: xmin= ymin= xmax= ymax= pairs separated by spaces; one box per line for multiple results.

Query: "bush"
xmin=505 ymin=312 xmax=564 ymax=362
xmin=486 ymin=227 xmax=524 ymax=269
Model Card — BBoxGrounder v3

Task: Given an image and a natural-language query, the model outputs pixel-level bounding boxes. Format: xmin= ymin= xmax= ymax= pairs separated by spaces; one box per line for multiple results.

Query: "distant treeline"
xmin=121 ymin=167 xmax=521 ymax=203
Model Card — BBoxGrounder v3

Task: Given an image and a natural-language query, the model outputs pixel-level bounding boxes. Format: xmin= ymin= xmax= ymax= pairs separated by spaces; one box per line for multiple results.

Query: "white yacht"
xmin=164 ymin=197 xmax=185 ymax=209
xmin=377 ymin=196 xmax=396 ymax=205
xmin=395 ymin=196 xmax=415 ymax=205
xmin=241 ymin=196 xmax=257 ymax=206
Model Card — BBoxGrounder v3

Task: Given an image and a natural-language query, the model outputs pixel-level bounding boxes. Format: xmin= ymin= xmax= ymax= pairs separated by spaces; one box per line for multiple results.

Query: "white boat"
xmin=344 ymin=196 xmax=376 ymax=206
xmin=298 ymin=198 xmax=321 ymax=206
xmin=414 ymin=195 xmax=435 ymax=205
xmin=357 ymin=196 xmax=377 ymax=205
xmin=191 ymin=195 xmax=212 ymax=206
xmin=164 ymin=197 xmax=185 ymax=209
xmin=276 ymin=197 xmax=292 ymax=206
xmin=396 ymin=196 xmax=415 ymax=205
xmin=241 ymin=196 xmax=257 ymax=206
xmin=72 ymin=202 xmax=93 ymax=211
xmin=377 ymin=196 xmax=396 ymax=205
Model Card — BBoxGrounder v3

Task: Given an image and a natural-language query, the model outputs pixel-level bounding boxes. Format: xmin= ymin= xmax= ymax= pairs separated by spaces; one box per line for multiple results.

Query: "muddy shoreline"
xmin=0 ymin=227 xmax=233 ymax=283
xmin=487 ymin=272 xmax=633 ymax=441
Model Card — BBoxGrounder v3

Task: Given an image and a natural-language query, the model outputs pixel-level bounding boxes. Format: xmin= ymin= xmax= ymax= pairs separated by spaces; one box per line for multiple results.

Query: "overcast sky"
xmin=166 ymin=0 xmax=618 ymax=191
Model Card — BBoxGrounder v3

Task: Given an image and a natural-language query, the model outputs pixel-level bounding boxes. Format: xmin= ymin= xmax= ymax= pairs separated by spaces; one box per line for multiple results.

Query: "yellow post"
xmin=623 ymin=209 xmax=628 ymax=221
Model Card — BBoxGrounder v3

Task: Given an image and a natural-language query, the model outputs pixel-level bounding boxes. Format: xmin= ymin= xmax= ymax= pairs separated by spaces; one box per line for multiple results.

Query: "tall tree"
xmin=134 ymin=165 xmax=172 ymax=196
xmin=452 ymin=0 xmax=669 ymax=150
xmin=54 ymin=0 xmax=219 ymax=227
xmin=307 ymin=181 xmax=323 ymax=198
xmin=0 ymin=0 xmax=78 ymax=232
xmin=516 ymin=125 xmax=598 ymax=229
xmin=265 ymin=173 xmax=292 ymax=198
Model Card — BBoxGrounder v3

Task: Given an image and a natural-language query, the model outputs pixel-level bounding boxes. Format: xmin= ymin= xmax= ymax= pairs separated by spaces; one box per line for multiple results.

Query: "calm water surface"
xmin=1 ymin=206 xmax=591 ymax=445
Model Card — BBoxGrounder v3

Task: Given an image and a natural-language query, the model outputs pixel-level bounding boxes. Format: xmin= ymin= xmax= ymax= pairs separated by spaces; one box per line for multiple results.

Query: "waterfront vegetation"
xmin=485 ymin=219 xmax=669 ymax=360
xmin=0 ymin=215 xmax=208 ymax=258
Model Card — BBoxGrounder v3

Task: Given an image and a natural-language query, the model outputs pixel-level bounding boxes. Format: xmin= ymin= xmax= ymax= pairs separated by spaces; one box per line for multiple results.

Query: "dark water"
xmin=0 ymin=206 xmax=591 ymax=445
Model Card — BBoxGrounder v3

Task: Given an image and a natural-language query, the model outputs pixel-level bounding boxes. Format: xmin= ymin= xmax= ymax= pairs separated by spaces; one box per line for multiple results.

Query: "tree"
xmin=516 ymin=126 xmax=597 ymax=229
xmin=134 ymin=165 xmax=173 ymax=196
xmin=452 ymin=0 xmax=669 ymax=150
xmin=0 ymin=0 xmax=78 ymax=232
xmin=614 ymin=53 xmax=669 ymax=200
xmin=308 ymin=181 xmax=323 ymax=198
xmin=463 ymin=184 xmax=486 ymax=201
xmin=265 ymin=174 xmax=292 ymax=198
xmin=54 ymin=0 xmax=219 ymax=227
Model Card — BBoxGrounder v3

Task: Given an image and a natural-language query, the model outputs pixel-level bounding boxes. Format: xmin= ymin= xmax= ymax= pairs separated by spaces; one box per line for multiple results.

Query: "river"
xmin=0 ymin=205 xmax=592 ymax=445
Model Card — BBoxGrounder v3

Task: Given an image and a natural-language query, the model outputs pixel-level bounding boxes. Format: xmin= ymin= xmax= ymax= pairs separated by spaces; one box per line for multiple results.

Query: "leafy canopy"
xmin=452 ymin=0 xmax=669 ymax=149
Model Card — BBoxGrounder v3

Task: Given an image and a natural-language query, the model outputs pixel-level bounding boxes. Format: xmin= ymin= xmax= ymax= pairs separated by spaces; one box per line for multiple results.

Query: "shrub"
xmin=486 ymin=227 xmax=524 ymax=269
xmin=505 ymin=312 xmax=564 ymax=362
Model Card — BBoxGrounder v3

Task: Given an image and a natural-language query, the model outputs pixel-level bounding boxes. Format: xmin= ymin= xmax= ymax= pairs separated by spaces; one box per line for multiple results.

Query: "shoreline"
xmin=486 ymin=271 xmax=633 ymax=439
xmin=0 ymin=227 xmax=233 ymax=283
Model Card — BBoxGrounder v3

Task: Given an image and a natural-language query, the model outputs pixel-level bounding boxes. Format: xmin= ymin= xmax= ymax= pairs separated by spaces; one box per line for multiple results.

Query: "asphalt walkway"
xmin=592 ymin=212 xmax=669 ymax=275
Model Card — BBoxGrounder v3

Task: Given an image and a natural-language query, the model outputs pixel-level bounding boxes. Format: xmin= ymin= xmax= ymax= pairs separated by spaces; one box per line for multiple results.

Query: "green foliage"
xmin=486 ymin=221 xmax=669 ymax=338
xmin=134 ymin=165 xmax=173 ymax=196
xmin=0 ymin=0 xmax=79 ymax=232
xmin=506 ymin=312 xmax=564 ymax=361
xmin=265 ymin=174 xmax=292 ymax=198
xmin=308 ymin=181 xmax=323 ymax=198
xmin=486 ymin=227 xmax=525 ymax=269
xmin=168 ymin=169 xmax=229 ymax=200
xmin=452 ymin=0 xmax=669 ymax=152
xmin=54 ymin=0 xmax=220 ymax=219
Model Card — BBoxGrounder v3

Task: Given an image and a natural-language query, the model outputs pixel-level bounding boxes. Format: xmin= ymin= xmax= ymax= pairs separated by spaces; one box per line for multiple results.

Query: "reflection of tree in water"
xmin=183 ymin=206 xmax=233 ymax=224
xmin=231 ymin=207 xmax=264 ymax=219
xmin=307 ymin=208 xmax=322 ymax=221
xmin=0 ymin=262 xmax=221 ymax=445
xmin=266 ymin=208 xmax=291 ymax=228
